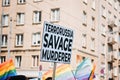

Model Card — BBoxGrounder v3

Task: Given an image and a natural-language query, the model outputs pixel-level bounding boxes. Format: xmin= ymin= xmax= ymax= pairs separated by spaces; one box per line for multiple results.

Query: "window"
xmin=108 ymin=11 xmax=112 ymax=20
xmin=100 ymin=64 xmax=105 ymax=76
xmin=15 ymin=56 xmax=21 ymax=68
xmin=0 ymin=56 xmax=6 ymax=63
xmin=18 ymin=0 xmax=26 ymax=4
xmin=83 ymin=0 xmax=87 ymax=4
xmin=17 ymin=13 xmax=25 ymax=25
xmin=51 ymin=8 xmax=60 ymax=22
xmin=2 ymin=0 xmax=10 ymax=6
xmin=113 ymin=66 xmax=117 ymax=76
xmin=91 ymin=37 xmax=95 ymax=51
xmin=119 ymin=20 xmax=120 ymax=26
xmin=92 ymin=0 xmax=95 ymax=10
xmin=2 ymin=35 xmax=7 ymax=47
xmin=32 ymin=55 xmax=39 ymax=67
xmin=33 ymin=11 xmax=41 ymax=23
xmin=119 ymin=50 xmax=120 ymax=57
xmin=114 ymin=0 xmax=118 ymax=10
xmin=32 ymin=32 xmax=40 ymax=45
xmin=108 ymin=62 xmax=112 ymax=71
xmin=91 ymin=17 xmax=95 ymax=30
xmin=2 ymin=14 xmax=9 ymax=26
xmin=119 ymin=34 xmax=120 ymax=43
xmin=108 ymin=0 xmax=113 ymax=5
xmin=82 ymin=11 xmax=87 ymax=25
xmin=119 ymin=66 xmax=120 ymax=73
xmin=108 ymin=26 xmax=113 ymax=33
xmin=16 ymin=34 xmax=23 ymax=46
xmin=101 ymin=44 xmax=105 ymax=55
xmin=34 ymin=0 xmax=42 ymax=2
xmin=101 ymin=24 xmax=106 ymax=36
xmin=114 ymin=15 xmax=118 ymax=26
xmin=82 ymin=34 xmax=87 ymax=48
xmin=108 ymin=44 xmax=113 ymax=52
xmin=101 ymin=6 xmax=106 ymax=18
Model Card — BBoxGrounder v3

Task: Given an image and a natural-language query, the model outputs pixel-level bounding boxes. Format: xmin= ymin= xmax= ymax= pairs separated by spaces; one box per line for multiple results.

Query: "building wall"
xmin=0 ymin=0 xmax=120 ymax=79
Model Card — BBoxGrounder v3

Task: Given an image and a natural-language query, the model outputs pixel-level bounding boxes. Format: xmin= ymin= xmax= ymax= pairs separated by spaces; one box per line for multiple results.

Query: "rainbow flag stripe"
xmin=75 ymin=58 xmax=93 ymax=80
xmin=89 ymin=64 xmax=96 ymax=80
xmin=0 ymin=59 xmax=17 ymax=80
xmin=55 ymin=64 xmax=75 ymax=80
xmin=42 ymin=64 xmax=75 ymax=80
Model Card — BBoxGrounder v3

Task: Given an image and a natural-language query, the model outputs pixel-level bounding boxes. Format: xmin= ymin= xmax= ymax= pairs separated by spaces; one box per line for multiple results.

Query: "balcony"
xmin=108 ymin=35 xmax=117 ymax=44
xmin=118 ymin=42 xmax=120 ymax=49
xmin=114 ymin=20 xmax=118 ymax=27
xmin=108 ymin=70 xmax=112 ymax=79
xmin=108 ymin=19 xmax=115 ymax=27
xmin=108 ymin=18 xmax=118 ymax=27
xmin=101 ymin=55 xmax=105 ymax=64
xmin=118 ymin=55 xmax=120 ymax=61
xmin=107 ymin=53 xmax=112 ymax=62
xmin=118 ymin=60 xmax=120 ymax=65
xmin=112 ymin=51 xmax=118 ymax=60
xmin=113 ymin=67 xmax=118 ymax=77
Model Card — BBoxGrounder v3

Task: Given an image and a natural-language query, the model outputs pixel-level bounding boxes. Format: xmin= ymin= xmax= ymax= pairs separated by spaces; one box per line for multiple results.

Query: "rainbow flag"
xmin=89 ymin=64 xmax=96 ymax=80
xmin=75 ymin=58 xmax=93 ymax=80
xmin=42 ymin=64 xmax=75 ymax=80
xmin=0 ymin=58 xmax=17 ymax=80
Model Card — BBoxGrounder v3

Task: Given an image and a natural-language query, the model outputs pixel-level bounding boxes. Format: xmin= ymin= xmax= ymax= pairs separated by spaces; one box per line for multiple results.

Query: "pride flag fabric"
xmin=42 ymin=64 xmax=75 ymax=80
xmin=75 ymin=58 xmax=93 ymax=80
xmin=89 ymin=64 xmax=96 ymax=80
xmin=0 ymin=59 xmax=17 ymax=80
xmin=55 ymin=64 xmax=75 ymax=80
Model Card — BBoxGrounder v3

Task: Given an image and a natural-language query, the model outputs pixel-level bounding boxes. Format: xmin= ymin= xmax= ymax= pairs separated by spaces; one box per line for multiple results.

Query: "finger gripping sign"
xmin=40 ymin=21 xmax=74 ymax=64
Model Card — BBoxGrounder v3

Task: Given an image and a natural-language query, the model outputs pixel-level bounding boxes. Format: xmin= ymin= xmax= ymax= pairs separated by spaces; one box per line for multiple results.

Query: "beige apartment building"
xmin=0 ymin=0 xmax=120 ymax=80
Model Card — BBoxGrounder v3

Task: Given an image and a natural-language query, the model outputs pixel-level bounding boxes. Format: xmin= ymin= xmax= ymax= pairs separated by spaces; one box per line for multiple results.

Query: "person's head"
xmin=45 ymin=77 xmax=52 ymax=80
xmin=6 ymin=75 xmax=28 ymax=80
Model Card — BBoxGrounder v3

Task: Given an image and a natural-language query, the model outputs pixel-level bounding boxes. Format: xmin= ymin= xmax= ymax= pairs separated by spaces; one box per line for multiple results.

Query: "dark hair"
xmin=45 ymin=77 xmax=52 ymax=80
xmin=6 ymin=75 xmax=28 ymax=80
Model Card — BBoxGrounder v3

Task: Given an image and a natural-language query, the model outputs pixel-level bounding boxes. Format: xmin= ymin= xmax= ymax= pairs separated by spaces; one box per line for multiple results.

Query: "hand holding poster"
xmin=40 ymin=21 xmax=74 ymax=64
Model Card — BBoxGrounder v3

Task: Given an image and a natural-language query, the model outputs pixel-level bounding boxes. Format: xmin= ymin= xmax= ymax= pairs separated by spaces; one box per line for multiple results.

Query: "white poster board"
xmin=40 ymin=21 xmax=74 ymax=64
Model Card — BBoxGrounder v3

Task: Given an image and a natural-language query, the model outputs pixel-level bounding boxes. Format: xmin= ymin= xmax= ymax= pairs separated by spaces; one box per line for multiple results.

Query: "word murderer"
xmin=40 ymin=22 xmax=74 ymax=64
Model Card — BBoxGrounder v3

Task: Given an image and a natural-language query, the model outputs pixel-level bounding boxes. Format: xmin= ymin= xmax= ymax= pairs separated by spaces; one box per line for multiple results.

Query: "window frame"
xmin=17 ymin=0 xmax=26 ymax=4
xmin=91 ymin=16 xmax=95 ymax=30
xmin=82 ymin=11 xmax=87 ymax=26
xmin=33 ymin=0 xmax=43 ymax=2
xmin=15 ymin=34 xmax=23 ymax=46
xmin=15 ymin=56 xmax=22 ymax=68
xmin=33 ymin=11 xmax=42 ymax=24
xmin=16 ymin=13 xmax=25 ymax=25
xmin=91 ymin=37 xmax=95 ymax=51
xmin=82 ymin=34 xmax=87 ymax=48
xmin=32 ymin=55 xmax=39 ymax=67
xmin=92 ymin=0 xmax=95 ymax=10
xmin=2 ymin=0 xmax=10 ymax=6
xmin=0 ymin=56 xmax=6 ymax=63
xmin=32 ymin=32 xmax=40 ymax=46
xmin=2 ymin=14 xmax=9 ymax=26
xmin=1 ymin=35 xmax=8 ymax=47
xmin=101 ymin=5 xmax=106 ymax=18
xmin=51 ymin=8 xmax=60 ymax=22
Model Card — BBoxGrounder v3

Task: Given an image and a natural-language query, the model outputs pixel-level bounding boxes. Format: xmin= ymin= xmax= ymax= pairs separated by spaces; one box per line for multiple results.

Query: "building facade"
xmin=0 ymin=0 xmax=120 ymax=80
xmin=99 ymin=0 xmax=120 ymax=80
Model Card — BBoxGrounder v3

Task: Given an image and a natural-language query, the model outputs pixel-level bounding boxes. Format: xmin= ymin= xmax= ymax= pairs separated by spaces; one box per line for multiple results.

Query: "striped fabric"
xmin=75 ymin=58 xmax=93 ymax=80
xmin=0 ymin=59 xmax=17 ymax=80
xmin=42 ymin=64 xmax=75 ymax=80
